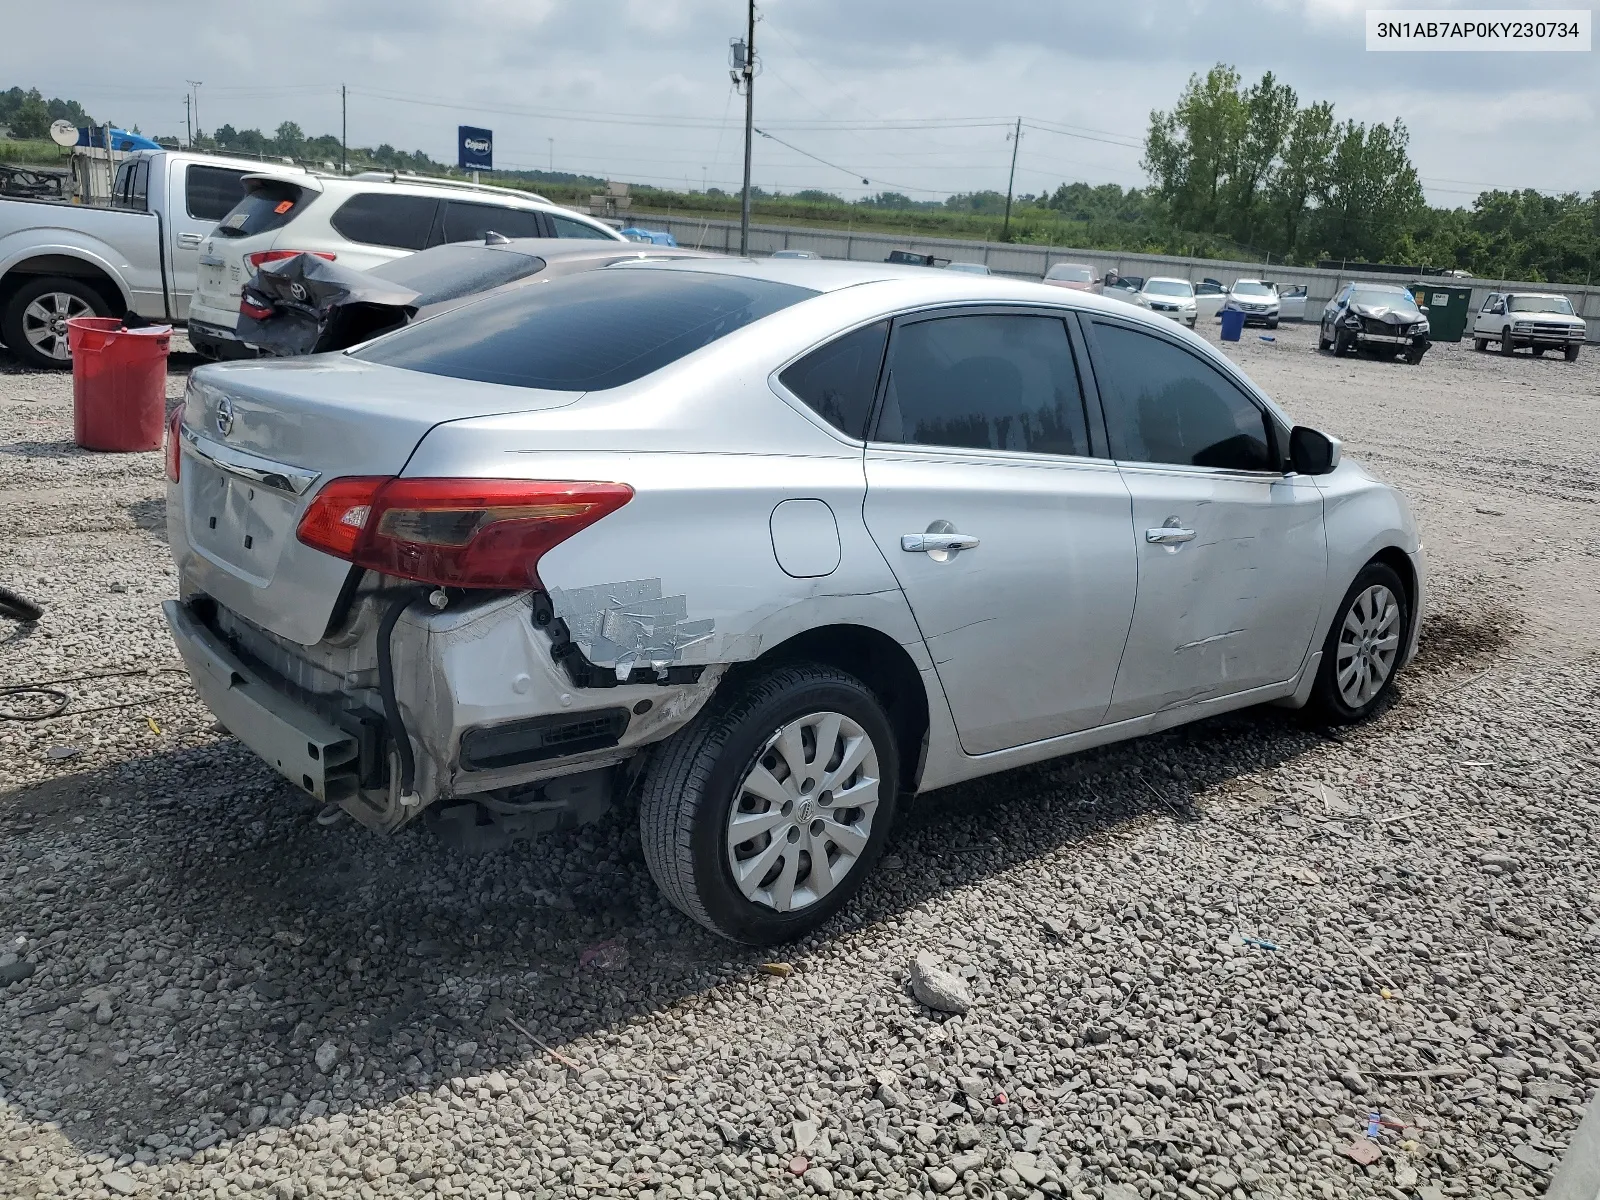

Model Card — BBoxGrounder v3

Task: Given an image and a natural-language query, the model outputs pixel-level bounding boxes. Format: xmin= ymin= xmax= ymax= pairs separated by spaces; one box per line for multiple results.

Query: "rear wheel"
xmin=1500 ymin=327 xmax=1515 ymax=355
xmin=1566 ymin=343 xmax=1581 ymax=362
xmin=1309 ymin=562 xmax=1409 ymax=724
xmin=638 ymin=663 xmax=899 ymax=944
xmin=1473 ymin=337 xmax=1487 ymax=351
xmin=2 ymin=276 xmax=111 ymax=370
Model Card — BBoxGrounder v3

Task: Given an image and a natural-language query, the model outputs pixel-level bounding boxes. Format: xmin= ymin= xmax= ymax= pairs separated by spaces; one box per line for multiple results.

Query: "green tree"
xmin=1270 ymin=101 xmax=1337 ymax=257
xmin=10 ymin=88 xmax=50 ymax=138
xmin=1143 ymin=64 xmax=1246 ymax=234
xmin=272 ymin=121 xmax=304 ymax=156
xmin=1313 ymin=118 xmax=1424 ymax=263
xmin=1223 ymin=71 xmax=1298 ymax=245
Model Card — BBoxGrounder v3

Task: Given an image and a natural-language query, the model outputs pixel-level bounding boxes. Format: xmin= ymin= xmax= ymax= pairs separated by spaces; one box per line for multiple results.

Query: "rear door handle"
xmin=1145 ymin=526 xmax=1196 ymax=545
xmin=177 ymin=232 xmax=204 ymax=249
xmin=901 ymin=532 xmax=980 ymax=553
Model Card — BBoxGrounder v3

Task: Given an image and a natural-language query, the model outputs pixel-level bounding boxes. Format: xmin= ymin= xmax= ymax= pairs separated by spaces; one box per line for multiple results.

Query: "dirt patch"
xmin=1413 ymin=600 xmax=1520 ymax=674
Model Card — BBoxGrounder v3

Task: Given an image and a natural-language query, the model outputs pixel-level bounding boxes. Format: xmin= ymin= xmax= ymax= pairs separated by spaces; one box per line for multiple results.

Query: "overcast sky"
xmin=4 ymin=0 xmax=1595 ymax=207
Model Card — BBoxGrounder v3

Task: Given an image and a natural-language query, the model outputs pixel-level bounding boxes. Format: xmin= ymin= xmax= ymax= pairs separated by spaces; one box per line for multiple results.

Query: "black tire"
xmin=1473 ymin=337 xmax=1487 ymax=351
xmin=1 ymin=276 xmax=112 ymax=370
xmin=1308 ymin=561 xmax=1409 ymax=724
xmin=1566 ymin=344 xmax=1581 ymax=362
xmin=1532 ymin=347 xmax=1545 ymax=357
xmin=1500 ymin=327 xmax=1515 ymax=356
xmin=1333 ymin=329 xmax=1353 ymax=356
xmin=1267 ymin=318 xmax=1279 ymax=330
xmin=638 ymin=662 xmax=899 ymax=945
xmin=1404 ymin=347 xmax=1425 ymax=365
xmin=0 ymin=585 xmax=44 ymax=623
xmin=1317 ymin=328 xmax=1331 ymax=351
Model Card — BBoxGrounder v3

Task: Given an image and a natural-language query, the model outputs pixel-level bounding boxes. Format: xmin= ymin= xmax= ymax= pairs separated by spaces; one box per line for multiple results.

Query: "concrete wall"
xmin=637 ymin=213 xmax=1600 ymax=342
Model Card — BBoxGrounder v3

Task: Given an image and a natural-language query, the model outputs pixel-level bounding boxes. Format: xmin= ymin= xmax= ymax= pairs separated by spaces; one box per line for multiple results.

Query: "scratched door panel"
xmin=1105 ymin=466 xmax=1326 ymax=721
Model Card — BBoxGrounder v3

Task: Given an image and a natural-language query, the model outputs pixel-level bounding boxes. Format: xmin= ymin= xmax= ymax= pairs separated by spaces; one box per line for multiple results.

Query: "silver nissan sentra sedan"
xmin=163 ymin=258 xmax=1423 ymax=944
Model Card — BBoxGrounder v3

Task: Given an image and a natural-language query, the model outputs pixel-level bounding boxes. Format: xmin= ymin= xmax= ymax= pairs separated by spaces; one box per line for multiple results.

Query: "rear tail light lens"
xmin=164 ymin=407 xmax=184 ymax=482
xmin=239 ymin=291 xmax=274 ymax=321
xmin=295 ymin=478 xmax=633 ymax=590
xmin=245 ymin=249 xmax=336 ymax=270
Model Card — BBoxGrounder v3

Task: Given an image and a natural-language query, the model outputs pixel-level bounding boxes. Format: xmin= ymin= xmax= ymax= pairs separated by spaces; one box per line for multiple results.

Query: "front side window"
xmin=778 ymin=321 xmax=889 ymax=439
xmin=330 ymin=193 xmax=440 ymax=250
xmin=441 ymin=201 xmax=547 ymax=243
xmin=549 ymin=212 xmax=615 ymax=240
xmin=875 ymin=314 xmax=1092 ymax=458
xmin=352 ymin=269 xmax=814 ymax=391
xmin=186 ymin=165 xmax=250 ymax=221
xmin=1091 ymin=320 xmax=1275 ymax=472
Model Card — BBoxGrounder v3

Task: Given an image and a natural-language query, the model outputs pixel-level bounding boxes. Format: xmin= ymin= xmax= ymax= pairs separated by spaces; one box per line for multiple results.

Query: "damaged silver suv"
xmin=164 ymin=259 xmax=1423 ymax=944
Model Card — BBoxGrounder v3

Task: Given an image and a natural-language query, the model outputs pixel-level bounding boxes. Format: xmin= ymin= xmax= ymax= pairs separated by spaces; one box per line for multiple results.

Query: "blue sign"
xmin=457 ymin=126 xmax=493 ymax=171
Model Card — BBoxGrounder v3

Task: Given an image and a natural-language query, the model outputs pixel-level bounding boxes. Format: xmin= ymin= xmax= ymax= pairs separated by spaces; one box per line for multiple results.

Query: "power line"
xmin=753 ymin=128 xmax=942 ymax=195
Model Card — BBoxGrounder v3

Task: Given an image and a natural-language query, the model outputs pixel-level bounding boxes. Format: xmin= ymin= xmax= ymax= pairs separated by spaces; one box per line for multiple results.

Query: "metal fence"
xmin=633 ymin=212 xmax=1600 ymax=342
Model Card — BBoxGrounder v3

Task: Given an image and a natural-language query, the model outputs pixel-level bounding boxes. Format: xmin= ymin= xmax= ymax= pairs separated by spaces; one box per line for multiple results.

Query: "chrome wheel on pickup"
xmin=639 ymin=663 xmax=899 ymax=944
xmin=1 ymin=276 xmax=111 ymax=370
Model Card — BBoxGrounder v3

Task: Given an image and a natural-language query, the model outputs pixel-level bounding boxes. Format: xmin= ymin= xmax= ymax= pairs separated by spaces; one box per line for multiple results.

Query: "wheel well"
xmin=738 ymin=624 xmax=931 ymax=792
xmin=1369 ymin=546 xmax=1417 ymax=624
xmin=0 ymin=255 xmax=126 ymax=317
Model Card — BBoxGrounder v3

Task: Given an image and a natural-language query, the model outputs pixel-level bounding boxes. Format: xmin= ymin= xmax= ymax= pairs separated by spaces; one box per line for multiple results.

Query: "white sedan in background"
xmin=1136 ymin=277 xmax=1198 ymax=327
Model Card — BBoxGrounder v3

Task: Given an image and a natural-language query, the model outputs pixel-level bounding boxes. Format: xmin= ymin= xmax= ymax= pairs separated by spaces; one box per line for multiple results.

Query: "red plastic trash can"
xmin=67 ymin=317 xmax=172 ymax=452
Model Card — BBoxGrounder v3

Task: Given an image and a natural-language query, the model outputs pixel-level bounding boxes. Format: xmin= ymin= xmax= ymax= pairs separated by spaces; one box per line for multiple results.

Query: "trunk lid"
xmin=178 ymin=356 xmax=583 ymax=645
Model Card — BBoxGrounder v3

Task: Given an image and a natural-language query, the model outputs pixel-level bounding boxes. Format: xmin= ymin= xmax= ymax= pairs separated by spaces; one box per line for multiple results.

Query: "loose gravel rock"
xmin=3 ymin=326 xmax=1599 ymax=1199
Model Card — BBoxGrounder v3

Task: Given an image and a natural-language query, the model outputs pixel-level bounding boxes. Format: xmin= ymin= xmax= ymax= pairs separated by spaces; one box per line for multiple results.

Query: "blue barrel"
xmin=1220 ymin=309 xmax=1245 ymax=342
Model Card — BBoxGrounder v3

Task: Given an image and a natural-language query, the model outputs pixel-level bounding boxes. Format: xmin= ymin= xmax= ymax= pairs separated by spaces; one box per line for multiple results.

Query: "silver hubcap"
xmin=726 ymin=710 xmax=881 ymax=913
xmin=1336 ymin=584 xmax=1401 ymax=708
xmin=22 ymin=292 xmax=94 ymax=360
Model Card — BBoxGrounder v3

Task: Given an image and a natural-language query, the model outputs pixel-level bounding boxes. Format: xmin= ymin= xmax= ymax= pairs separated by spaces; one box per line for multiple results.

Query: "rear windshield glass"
xmin=352 ymin=269 xmax=816 ymax=391
xmin=214 ymin=182 xmax=309 ymax=239
xmin=367 ymin=243 xmax=547 ymax=307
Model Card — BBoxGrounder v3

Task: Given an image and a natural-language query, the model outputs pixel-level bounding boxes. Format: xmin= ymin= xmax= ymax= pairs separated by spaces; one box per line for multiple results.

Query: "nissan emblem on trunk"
xmin=215 ymin=397 xmax=235 ymax=437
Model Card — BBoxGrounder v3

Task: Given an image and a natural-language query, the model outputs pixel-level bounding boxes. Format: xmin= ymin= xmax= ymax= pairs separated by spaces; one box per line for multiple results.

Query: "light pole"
xmin=731 ymin=0 xmax=756 ymax=255
xmin=187 ymin=80 xmax=203 ymax=143
xmin=1002 ymin=118 xmax=1021 ymax=241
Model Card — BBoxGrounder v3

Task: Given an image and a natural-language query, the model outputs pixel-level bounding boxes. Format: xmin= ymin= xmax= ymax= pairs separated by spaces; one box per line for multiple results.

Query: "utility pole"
xmin=341 ymin=84 xmax=347 ymax=174
xmin=1002 ymin=117 xmax=1022 ymax=241
xmin=187 ymin=81 xmax=202 ymax=143
xmin=737 ymin=0 xmax=756 ymax=255
xmin=184 ymin=94 xmax=191 ymax=148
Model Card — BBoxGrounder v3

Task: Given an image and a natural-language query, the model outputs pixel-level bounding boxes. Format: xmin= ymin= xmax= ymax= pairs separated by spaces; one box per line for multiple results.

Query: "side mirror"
xmin=1418 ymin=305 xmax=1430 ymax=314
xmin=1290 ymin=426 xmax=1341 ymax=475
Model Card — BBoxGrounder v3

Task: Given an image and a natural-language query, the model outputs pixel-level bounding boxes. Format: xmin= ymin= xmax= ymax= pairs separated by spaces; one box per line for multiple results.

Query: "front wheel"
xmin=1318 ymin=327 xmax=1331 ymax=351
xmin=1566 ymin=344 xmax=1581 ymax=362
xmin=2 ymin=276 xmax=112 ymax=370
xmin=638 ymin=663 xmax=899 ymax=944
xmin=1309 ymin=562 xmax=1409 ymax=724
xmin=1267 ymin=318 xmax=1279 ymax=330
xmin=1333 ymin=328 xmax=1354 ymax=356
xmin=1500 ymin=327 xmax=1515 ymax=355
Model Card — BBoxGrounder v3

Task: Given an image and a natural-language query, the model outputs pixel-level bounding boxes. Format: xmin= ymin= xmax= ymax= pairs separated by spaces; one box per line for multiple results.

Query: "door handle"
xmin=1145 ymin=526 xmax=1196 ymax=545
xmin=177 ymin=232 xmax=204 ymax=248
xmin=901 ymin=532 xmax=980 ymax=554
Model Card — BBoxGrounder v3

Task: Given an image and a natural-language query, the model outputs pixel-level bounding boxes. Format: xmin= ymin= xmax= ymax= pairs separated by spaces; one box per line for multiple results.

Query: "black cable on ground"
xmin=0 ymin=686 xmax=70 ymax=720
xmin=0 ymin=586 xmax=44 ymax=623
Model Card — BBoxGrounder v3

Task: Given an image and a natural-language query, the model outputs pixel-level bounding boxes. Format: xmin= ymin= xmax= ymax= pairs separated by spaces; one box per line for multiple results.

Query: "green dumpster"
xmin=1408 ymin=282 xmax=1473 ymax=343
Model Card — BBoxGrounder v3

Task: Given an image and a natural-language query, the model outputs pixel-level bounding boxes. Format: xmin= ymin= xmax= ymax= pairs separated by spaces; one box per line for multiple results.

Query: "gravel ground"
xmin=2 ymin=324 xmax=1597 ymax=1200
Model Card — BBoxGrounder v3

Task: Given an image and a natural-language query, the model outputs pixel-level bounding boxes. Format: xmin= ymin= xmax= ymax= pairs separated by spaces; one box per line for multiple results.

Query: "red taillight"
xmin=239 ymin=293 xmax=274 ymax=321
xmin=245 ymin=249 xmax=336 ymax=270
xmin=164 ymin=407 xmax=184 ymax=482
xmin=295 ymin=478 xmax=634 ymax=590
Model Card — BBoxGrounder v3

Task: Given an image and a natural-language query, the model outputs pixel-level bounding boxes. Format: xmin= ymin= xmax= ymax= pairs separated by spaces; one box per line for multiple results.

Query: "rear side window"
xmin=213 ymin=182 xmax=309 ymax=239
xmin=353 ymin=269 xmax=815 ymax=391
xmin=779 ymin=321 xmax=888 ymax=439
xmin=330 ymin=193 xmax=439 ymax=250
xmin=186 ymin=165 xmax=250 ymax=221
xmin=441 ymin=201 xmax=548 ymax=243
xmin=549 ymin=212 xmax=615 ymax=240
xmin=876 ymin=314 xmax=1092 ymax=457
xmin=1090 ymin=321 xmax=1275 ymax=471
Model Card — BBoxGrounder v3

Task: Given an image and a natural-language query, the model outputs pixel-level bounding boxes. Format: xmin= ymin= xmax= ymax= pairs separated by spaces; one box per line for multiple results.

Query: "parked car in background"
xmin=1135 ymin=277 xmax=1197 ymax=327
xmin=885 ymin=250 xmax=950 ymax=268
xmin=619 ymin=227 xmax=678 ymax=247
xmin=1472 ymin=292 xmax=1584 ymax=361
xmin=0 ymin=148 xmax=305 ymax=368
xmin=236 ymin=237 xmax=714 ymax=356
xmin=1042 ymin=262 xmax=1096 ymax=291
xmin=771 ymin=249 xmax=819 ymax=259
xmin=945 ymin=262 xmax=990 ymax=275
xmin=1319 ymin=283 xmax=1431 ymax=364
xmin=1193 ymin=278 xmax=1228 ymax=321
xmin=163 ymin=258 xmax=1421 ymax=944
xmin=1222 ymin=280 xmax=1280 ymax=328
xmin=188 ymin=172 xmax=624 ymax=360
xmin=1277 ymin=285 xmax=1308 ymax=321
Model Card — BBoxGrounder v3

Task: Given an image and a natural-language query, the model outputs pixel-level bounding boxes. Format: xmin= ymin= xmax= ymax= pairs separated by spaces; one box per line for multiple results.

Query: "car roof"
xmin=604 ymin=256 xmax=1240 ymax=323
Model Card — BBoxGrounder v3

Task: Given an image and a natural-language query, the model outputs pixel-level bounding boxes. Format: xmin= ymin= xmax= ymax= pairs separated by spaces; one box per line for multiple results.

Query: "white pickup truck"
xmin=0 ymin=149 xmax=305 ymax=368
